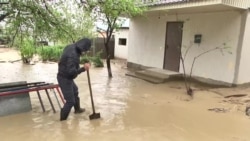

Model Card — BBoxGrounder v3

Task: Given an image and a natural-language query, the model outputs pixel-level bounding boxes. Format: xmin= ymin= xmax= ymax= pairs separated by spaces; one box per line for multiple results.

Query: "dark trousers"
xmin=57 ymin=75 xmax=79 ymax=116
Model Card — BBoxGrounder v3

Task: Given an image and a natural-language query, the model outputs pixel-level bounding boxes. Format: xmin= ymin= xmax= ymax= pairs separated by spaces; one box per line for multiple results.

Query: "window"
xmin=119 ymin=38 xmax=127 ymax=46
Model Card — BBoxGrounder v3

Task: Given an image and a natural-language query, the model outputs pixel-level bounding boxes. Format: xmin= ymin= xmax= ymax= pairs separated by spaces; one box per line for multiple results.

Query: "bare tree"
xmin=180 ymin=43 xmax=231 ymax=96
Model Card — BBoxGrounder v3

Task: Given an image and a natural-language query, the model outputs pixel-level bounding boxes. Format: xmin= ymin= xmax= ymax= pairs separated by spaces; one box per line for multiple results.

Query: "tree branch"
xmin=0 ymin=12 xmax=10 ymax=22
xmin=96 ymin=28 xmax=106 ymax=45
xmin=189 ymin=47 xmax=224 ymax=79
xmin=41 ymin=0 xmax=75 ymax=42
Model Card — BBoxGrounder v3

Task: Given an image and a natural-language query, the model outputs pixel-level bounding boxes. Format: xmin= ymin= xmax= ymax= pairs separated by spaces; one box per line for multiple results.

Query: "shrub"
xmin=80 ymin=51 xmax=104 ymax=67
xmin=19 ymin=39 xmax=36 ymax=64
xmin=91 ymin=51 xmax=104 ymax=67
xmin=80 ymin=55 xmax=91 ymax=64
xmin=37 ymin=45 xmax=64 ymax=62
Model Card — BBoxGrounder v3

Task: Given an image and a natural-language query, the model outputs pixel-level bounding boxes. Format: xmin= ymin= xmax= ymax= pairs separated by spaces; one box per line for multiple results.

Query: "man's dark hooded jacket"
xmin=58 ymin=38 xmax=91 ymax=79
xmin=57 ymin=38 xmax=91 ymax=121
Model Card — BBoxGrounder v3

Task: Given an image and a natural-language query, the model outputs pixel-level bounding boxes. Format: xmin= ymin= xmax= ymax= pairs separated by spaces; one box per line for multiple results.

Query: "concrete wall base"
xmin=0 ymin=81 xmax=32 ymax=117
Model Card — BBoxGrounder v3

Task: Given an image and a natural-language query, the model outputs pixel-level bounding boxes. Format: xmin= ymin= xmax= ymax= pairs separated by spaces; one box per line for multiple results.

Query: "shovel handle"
xmin=87 ymin=70 xmax=96 ymax=113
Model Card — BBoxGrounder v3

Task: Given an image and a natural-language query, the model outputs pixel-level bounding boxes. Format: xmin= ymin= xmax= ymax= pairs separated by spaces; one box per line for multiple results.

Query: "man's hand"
xmin=83 ymin=63 xmax=91 ymax=71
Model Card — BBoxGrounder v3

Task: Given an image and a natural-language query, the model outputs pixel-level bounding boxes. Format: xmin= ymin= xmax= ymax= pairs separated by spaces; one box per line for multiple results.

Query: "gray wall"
xmin=0 ymin=81 xmax=32 ymax=117
xmin=89 ymin=38 xmax=115 ymax=59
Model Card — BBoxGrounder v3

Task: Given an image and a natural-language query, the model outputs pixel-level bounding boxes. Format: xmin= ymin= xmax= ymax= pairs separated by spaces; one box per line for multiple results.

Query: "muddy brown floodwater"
xmin=1 ymin=48 xmax=250 ymax=141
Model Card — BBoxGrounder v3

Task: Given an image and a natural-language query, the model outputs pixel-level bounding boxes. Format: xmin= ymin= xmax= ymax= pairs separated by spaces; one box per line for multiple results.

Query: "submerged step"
xmin=126 ymin=71 xmax=165 ymax=84
xmin=127 ymin=68 xmax=183 ymax=84
xmin=135 ymin=70 xmax=169 ymax=81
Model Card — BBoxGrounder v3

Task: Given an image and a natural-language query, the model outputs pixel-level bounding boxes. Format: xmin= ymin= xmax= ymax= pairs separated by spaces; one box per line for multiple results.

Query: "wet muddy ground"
xmin=1 ymin=48 xmax=250 ymax=141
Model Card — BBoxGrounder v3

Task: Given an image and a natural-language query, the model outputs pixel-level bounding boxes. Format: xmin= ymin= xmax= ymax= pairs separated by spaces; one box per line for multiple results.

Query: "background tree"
xmin=80 ymin=0 xmax=146 ymax=78
xmin=2 ymin=0 xmax=94 ymax=45
xmin=1 ymin=0 xmax=94 ymax=63
xmin=47 ymin=0 xmax=95 ymax=44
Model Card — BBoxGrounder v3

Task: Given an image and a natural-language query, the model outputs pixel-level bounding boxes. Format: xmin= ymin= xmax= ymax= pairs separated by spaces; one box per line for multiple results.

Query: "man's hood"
xmin=75 ymin=38 xmax=91 ymax=53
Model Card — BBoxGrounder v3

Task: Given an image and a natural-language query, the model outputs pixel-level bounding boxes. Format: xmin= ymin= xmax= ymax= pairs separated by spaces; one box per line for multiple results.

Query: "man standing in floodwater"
xmin=57 ymin=38 xmax=91 ymax=121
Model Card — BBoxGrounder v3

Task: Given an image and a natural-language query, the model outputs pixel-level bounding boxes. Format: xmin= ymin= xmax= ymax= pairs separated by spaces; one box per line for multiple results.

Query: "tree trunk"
xmin=105 ymin=43 xmax=112 ymax=77
xmin=180 ymin=55 xmax=193 ymax=96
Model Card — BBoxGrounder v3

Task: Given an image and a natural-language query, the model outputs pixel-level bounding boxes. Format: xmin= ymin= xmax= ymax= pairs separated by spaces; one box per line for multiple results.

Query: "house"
xmin=114 ymin=27 xmax=129 ymax=59
xmin=127 ymin=0 xmax=250 ymax=86
xmin=96 ymin=18 xmax=130 ymax=59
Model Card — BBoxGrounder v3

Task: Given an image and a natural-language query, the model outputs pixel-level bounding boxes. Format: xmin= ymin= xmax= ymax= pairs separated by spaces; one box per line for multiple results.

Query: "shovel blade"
xmin=89 ymin=113 xmax=101 ymax=120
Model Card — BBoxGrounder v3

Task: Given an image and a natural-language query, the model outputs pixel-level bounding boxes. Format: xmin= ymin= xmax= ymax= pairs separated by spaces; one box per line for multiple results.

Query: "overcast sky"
xmin=95 ymin=18 xmax=130 ymax=31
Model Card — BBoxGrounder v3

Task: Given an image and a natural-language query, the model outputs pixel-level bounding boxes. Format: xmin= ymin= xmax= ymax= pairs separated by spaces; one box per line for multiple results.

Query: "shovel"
xmin=87 ymin=70 xmax=101 ymax=120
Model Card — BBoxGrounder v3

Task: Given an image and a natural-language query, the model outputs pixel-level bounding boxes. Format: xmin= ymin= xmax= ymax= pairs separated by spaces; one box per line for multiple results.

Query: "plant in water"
xmin=80 ymin=51 xmax=104 ymax=67
xmin=37 ymin=45 xmax=64 ymax=62
xmin=19 ymin=39 xmax=36 ymax=64
xmin=91 ymin=51 xmax=104 ymax=67
xmin=80 ymin=55 xmax=91 ymax=64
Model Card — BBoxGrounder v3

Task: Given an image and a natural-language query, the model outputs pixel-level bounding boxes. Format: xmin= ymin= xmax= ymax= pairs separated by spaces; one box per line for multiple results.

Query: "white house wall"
xmin=115 ymin=29 xmax=129 ymax=59
xmin=236 ymin=11 xmax=250 ymax=84
xmin=128 ymin=16 xmax=166 ymax=68
xmin=128 ymin=11 xmax=242 ymax=83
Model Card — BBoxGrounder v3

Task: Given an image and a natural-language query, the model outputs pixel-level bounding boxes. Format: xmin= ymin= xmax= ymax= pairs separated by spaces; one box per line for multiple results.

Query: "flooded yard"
xmin=1 ymin=48 xmax=250 ymax=141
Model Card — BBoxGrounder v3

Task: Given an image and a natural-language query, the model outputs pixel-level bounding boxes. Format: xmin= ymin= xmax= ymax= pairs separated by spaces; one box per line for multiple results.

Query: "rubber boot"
xmin=60 ymin=108 xmax=69 ymax=121
xmin=74 ymin=98 xmax=85 ymax=114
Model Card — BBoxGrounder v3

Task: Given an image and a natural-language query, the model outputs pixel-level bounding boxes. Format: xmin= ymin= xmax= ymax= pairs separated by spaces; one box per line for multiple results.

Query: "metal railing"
xmin=142 ymin=0 xmax=250 ymax=9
